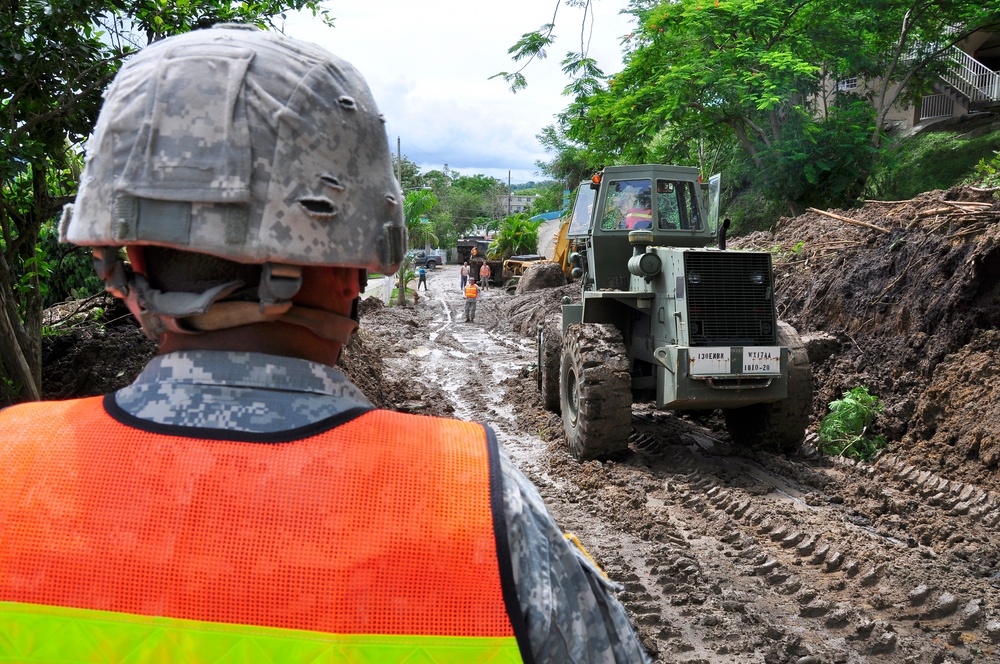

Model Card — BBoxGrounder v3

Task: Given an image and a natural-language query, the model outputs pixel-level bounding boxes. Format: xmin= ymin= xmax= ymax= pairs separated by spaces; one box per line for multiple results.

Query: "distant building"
xmin=816 ymin=28 xmax=1000 ymax=132
xmin=499 ymin=193 xmax=539 ymax=215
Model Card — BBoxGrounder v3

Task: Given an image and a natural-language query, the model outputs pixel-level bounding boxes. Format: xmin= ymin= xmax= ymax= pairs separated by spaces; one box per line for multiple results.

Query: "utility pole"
xmin=396 ymin=136 xmax=406 ymax=307
xmin=507 ymin=170 xmax=512 ymax=217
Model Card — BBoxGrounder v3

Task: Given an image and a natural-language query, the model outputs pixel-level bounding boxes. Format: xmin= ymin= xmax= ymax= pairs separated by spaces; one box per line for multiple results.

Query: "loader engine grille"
xmin=683 ymin=251 xmax=777 ymax=345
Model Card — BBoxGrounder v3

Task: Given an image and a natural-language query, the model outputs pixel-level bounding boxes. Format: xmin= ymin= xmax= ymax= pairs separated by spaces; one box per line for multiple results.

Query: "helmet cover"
xmin=61 ymin=25 xmax=406 ymax=273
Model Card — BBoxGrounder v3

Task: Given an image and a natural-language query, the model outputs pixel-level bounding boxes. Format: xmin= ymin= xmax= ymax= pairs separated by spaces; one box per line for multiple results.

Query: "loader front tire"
xmin=560 ymin=323 xmax=632 ymax=461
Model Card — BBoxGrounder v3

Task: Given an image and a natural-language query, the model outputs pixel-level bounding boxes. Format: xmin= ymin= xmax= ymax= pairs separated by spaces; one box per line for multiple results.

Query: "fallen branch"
xmin=807 ymin=207 xmax=891 ymax=234
xmin=944 ymin=225 xmax=989 ymax=240
xmin=807 ymin=241 xmax=865 ymax=249
xmin=970 ymin=185 xmax=1000 ymax=193
xmin=927 ymin=217 xmax=952 ymax=234
xmin=940 ymin=200 xmax=992 ymax=211
xmin=918 ymin=207 xmax=958 ymax=217
xmin=43 ymin=292 xmax=109 ymax=328
xmin=864 ymin=198 xmax=921 ymax=205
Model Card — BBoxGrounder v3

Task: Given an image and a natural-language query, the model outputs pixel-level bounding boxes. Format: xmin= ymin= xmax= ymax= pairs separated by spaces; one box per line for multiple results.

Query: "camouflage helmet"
xmin=60 ymin=24 xmax=406 ymax=274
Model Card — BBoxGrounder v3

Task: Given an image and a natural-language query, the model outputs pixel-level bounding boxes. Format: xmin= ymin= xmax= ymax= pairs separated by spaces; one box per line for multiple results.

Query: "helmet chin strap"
xmin=183 ymin=302 xmax=359 ymax=344
xmin=92 ymin=247 xmax=359 ymax=345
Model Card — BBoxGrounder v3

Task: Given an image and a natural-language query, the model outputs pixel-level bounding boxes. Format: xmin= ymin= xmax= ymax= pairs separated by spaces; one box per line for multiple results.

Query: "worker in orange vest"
xmin=479 ymin=260 xmax=491 ymax=291
xmin=0 ymin=26 xmax=648 ymax=664
xmin=465 ymin=277 xmax=479 ymax=322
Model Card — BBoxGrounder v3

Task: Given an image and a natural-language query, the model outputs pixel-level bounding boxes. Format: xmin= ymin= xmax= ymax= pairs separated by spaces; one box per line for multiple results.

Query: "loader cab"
xmin=569 ymin=165 xmax=719 ymax=292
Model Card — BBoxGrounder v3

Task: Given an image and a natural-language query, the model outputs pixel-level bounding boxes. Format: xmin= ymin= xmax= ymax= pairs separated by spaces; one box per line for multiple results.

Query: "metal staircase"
xmin=920 ymin=42 xmax=1000 ymax=120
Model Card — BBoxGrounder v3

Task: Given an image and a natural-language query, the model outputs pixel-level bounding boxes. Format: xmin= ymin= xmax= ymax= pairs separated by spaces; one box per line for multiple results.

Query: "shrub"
xmin=817 ymin=386 xmax=886 ymax=461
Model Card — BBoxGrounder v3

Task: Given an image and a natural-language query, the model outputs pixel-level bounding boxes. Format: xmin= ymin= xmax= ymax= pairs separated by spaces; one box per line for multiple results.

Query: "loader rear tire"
xmin=537 ymin=320 xmax=562 ymax=413
xmin=723 ymin=321 xmax=813 ymax=453
xmin=560 ymin=323 xmax=632 ymax=461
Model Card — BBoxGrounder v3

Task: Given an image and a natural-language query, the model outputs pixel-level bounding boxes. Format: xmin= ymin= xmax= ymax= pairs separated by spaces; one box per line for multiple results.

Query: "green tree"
xmin=534 ymin=125 xmax=603 ymax=190
xmin=392 ymin=154 xmax=424 ymax=191
xmin=0 ymin=1 xmax=332 ymax=404
xmin=503 ymin=0 xmax=1000 ymax=217
xmin=404 ymin=189 xmax=439 ymax=250
xmin=489 ymin=214 xmax=542 ymax=259
xmin=524 ymin=181 xmax=566 ymax=216
xmin=452 ymin=174 xmax=504 ymax=196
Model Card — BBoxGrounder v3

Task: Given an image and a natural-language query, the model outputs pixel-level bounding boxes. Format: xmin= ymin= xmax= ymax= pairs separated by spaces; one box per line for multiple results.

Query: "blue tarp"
xmin=530 ymin=210 xmax=565 ymax=222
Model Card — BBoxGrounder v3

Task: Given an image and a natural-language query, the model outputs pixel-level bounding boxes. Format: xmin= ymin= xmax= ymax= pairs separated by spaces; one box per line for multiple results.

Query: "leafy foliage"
xmin=968 ymin=151 xmax=1000 ymax=190
xmin=867 ymin=118 xmax=1000 ymax=198
xmin=508 ymin=0 xmax=1000 ymax=218
xmin=817 ymin=386 xmax=886 ymax=461
xmin=403 ymin=189 xmax=439 ymax=250
xmin=524 ymin=181 xmax=567 ymax=216
xmin=489 ymin=214 xmax=543 ymax=259
xmin=392 ymin=154 xmax=424 ymax=191
xmin=0 ymin=0 xmax=331 ymax=403
xmin=392 ymin=254 xmax=416 ymax=307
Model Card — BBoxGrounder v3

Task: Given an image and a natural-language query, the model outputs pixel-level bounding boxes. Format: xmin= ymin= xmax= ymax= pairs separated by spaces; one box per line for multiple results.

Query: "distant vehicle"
xmin=456 ymin=236 xmax=490 ymax=264
xmin=407 ymin=250 xmax=446 ymax=269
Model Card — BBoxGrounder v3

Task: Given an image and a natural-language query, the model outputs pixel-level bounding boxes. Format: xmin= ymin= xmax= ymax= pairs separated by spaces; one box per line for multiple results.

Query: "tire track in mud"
xmin=594 ymin=415 xmax=1000 ymax=662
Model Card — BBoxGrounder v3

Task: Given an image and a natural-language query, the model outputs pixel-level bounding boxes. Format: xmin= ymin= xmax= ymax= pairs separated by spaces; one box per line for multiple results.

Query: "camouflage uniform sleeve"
xmin=498 ymin=447 xmax=650 ymax=664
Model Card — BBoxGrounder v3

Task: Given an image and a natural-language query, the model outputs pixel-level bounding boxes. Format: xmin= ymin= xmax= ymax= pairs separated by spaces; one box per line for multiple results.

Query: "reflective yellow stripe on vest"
xmin=0 ymin=602 xmax=523 ymax=663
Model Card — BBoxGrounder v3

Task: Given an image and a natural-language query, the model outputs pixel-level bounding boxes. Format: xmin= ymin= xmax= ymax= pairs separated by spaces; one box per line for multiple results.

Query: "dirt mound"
xmin=41 ymin=298 xmax=156 ymax=400
xmin=515 ymin=261 xmax=566 ymax=294
xmin=732 ymin=186 xmax=1000 ymax=489
xmin=37 ymin=293 xmax=449 ymax=419
xmin=499 ymin=281 xmax=579 ymax=337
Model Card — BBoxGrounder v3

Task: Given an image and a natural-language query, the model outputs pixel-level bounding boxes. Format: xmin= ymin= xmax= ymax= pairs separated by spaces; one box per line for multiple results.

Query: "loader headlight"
xmin=749 ymin=272 xmax=766 ymax=285
xmin=687 ymin=273 xmax=701 ymax=285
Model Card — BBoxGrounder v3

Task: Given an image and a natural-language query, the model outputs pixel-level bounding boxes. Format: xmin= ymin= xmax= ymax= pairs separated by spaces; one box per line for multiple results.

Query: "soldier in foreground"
xmin=0 ymin=26 xmax=649 ymax=663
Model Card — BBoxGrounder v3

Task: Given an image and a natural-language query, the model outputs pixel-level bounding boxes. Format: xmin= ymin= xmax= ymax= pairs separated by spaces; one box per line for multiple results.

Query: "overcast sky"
xmin=284 ymin=1 xmax=634 ymax=184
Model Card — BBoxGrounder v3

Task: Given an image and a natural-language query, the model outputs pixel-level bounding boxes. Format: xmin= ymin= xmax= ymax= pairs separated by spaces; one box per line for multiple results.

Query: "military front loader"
xmin=536 ymin=165 xmax=812 ymax=460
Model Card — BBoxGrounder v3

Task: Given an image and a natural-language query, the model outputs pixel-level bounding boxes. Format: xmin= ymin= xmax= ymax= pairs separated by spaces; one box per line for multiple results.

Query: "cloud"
xmin=285 ymin=1 xmax=633 ymax=184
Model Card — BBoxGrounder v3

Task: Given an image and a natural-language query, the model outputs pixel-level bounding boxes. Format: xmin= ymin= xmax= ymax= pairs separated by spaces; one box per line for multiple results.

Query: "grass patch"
xmin=867 ymin=117 xmax=1000 ymax=199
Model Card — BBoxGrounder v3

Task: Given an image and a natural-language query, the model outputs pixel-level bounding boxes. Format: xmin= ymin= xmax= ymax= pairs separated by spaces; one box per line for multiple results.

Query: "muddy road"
xmin=355 ymin=263 xmax=1000 ymax=664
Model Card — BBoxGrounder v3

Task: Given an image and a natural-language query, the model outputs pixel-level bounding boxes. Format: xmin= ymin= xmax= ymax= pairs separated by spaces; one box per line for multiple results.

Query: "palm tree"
xmin=404 ymin=190 xmax=439 ymax=250
xmin=488 ymin=213 xmax=542 ymax=259
xmin=398 ymin=190 xmax=438 ymax=306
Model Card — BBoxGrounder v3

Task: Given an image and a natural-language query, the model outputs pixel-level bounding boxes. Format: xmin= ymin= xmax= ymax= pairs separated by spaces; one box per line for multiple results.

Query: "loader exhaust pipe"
xmin=717 ymin=218 xmax=731 ymax=250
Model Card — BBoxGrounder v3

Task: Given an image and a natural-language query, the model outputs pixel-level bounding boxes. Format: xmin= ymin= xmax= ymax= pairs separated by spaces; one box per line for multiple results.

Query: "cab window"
xmin=656 ymin=179 xmax=702 ymax=230
xmin=601 ymin=179 xmax=652 ymax=231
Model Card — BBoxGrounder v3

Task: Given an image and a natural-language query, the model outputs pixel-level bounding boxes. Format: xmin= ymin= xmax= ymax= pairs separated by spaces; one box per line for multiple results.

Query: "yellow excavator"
xmin=501 ymin=215 xmax=579 ymax=286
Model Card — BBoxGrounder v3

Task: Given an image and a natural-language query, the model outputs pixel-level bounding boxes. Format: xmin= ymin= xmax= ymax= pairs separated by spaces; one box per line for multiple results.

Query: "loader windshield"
xmin=601 ymin=179 xmax=653 ymax=230
xmin=599 ymin=178 xmax=704 ymax=232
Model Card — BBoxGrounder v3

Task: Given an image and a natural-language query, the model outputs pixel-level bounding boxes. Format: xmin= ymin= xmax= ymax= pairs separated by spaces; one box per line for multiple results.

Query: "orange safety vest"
xmin=624 ymin=207 xmax=653 ymax=229
xmin=0 ymin=397 xmax=530 ymax=663
xmin=465 ymin=283 xmax=479 ymax=298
